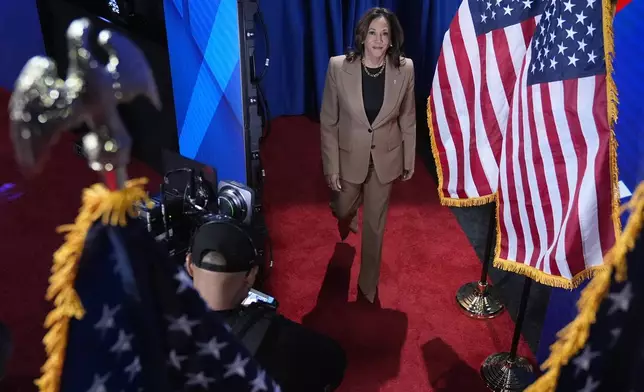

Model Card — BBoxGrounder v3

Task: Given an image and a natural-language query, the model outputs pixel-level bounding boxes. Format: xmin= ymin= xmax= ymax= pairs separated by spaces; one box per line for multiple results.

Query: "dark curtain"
xmin=253 ymin=0 xmax=460 ymax=120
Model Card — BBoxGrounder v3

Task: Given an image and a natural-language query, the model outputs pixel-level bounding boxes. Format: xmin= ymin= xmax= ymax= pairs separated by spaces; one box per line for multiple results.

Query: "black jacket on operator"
xmin=217 ymin=303 xmax=346 ymax=392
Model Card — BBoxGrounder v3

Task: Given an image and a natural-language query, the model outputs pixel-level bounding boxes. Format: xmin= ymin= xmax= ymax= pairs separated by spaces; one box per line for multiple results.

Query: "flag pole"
xmin=455 ymin=207 xmax=504 ymax=319
xmin=480 ymin=276 xmax=536 ymax=391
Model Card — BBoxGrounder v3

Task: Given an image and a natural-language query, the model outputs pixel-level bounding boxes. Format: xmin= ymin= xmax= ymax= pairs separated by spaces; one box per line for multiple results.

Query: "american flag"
xmin=527 ymin=184 xmax=644 ymax=392
xmin=495 ymin=0 xmax=619 ymax=287
xmin=44 ymin=220 xmax=280 ymax=392
xmin=428 ymin=0 xmax=544 ymax=205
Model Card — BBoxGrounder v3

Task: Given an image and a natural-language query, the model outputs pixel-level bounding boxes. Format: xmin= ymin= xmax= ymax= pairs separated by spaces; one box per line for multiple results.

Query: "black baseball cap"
xmin=190 ymin=221 xmax=256 ymax=273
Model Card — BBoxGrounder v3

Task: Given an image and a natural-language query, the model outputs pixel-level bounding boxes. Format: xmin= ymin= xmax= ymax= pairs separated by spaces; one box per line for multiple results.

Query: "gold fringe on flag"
xmin=603 ymin=0 xmax=623 ymax=240
xmin=525 ymin=181 xmax=644 ymax=392
xmin=492 ymin=258 xmax=608 ymax=290
xmin=426 ymin=95 xmax=497 ymax=207
xmin=491 ymin=191 xmax=608 ymax=290
xmin=35 ymin=178 xmax=152 ymax=392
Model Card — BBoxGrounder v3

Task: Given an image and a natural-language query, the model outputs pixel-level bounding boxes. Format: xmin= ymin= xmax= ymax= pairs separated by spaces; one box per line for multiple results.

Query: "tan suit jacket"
xmin=320 ymin=55 xmax=416 ymax=184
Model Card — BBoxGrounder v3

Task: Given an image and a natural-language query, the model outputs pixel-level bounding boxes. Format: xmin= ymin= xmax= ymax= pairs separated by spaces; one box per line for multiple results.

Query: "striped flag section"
xmin=428 ymin=0 xmax=542 ymax=206
xmin=429 ymin=0 xmax=621 ymax=288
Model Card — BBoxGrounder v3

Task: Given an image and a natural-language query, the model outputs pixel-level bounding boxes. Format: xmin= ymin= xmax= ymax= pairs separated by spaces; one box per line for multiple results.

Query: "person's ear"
xmin=246 ymin=266 xmax=259 ymax=288
xmin=185 ymin=254 xmax=194 ymax=278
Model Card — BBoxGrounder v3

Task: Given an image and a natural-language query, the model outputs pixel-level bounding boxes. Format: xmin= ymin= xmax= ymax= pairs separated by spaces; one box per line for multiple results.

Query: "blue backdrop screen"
xmin=614 ymin=0 xmax=644 ymax=199
xmin=163 ymin=0 xmax=247 ymax=184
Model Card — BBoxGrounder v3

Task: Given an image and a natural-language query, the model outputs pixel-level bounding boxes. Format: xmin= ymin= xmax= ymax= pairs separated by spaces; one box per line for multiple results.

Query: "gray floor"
xmin=417 ymin=131 xmax=551 ymax=355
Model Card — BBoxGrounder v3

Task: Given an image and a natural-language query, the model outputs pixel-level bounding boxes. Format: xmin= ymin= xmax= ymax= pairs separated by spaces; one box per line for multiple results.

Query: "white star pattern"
xmin=224 ymin=354 xmax=250 ymax=379
xmin=109 ymin=330 xmax=133 ymax=356
xmin=557 ymin=16 xmax=565 ymax=28
xmin=86 ymin=373 xmax=111 ymax=392
xmin=198 ymin=337 xmax=228 ymax=360
xmin=168 ymin=349 xmax=187 ymax=370
xmin=174 ymin=268 xmax=194 ymax=294
xmin=607 ymin=283 xmax=633 ymax=314
xmin=472 ymin=0 xmax=543 ymax=38
xmin=579 ymin=376 xmax=600 ymax=392
xmin=572 ymin=346 xmax=600 ymax=376
xmin=250 ymin=370 xmax=268 ymax=392
xmin=609 ymin=328 xmax=621 ymax=347
xmin=568 ymin=53 xmax=579 ymax=67
xmin=566 ymin=26 xmax=577 ymax=40
xmin=167 ymin=314 xmax=200 ymax=336
xmin=549 ymin=57 xmax=558 ymax=69
xmin=124 ymin=357 xmax=141 ymax=382
xmin=575 ymin=11 xmax=587 ymax=25
xmin=186 ymin=372 xmax=216 ymax=389
xmin=588 ymin=50 xmax=597 ymax=63
xmin=557 ymin=42 xmax=568 ymax=54
xmin=94 ymin=304 xmax=121 ymax=338
xmin=525 ymin=0 xmax=605 ymax=86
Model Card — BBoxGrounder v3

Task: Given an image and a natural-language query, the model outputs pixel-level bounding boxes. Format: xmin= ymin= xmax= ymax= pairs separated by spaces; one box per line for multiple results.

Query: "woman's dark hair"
xmin=346 ymin=7 xmax=405 ymax=68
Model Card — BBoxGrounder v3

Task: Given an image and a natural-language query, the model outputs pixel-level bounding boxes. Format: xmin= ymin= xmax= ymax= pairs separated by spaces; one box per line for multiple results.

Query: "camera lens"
xmin=218 ymin=186 xmax=248 ymax=221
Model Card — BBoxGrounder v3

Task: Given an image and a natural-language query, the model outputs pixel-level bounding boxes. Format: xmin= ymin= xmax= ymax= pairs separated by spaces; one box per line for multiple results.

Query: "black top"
xmin=361 ymin=64 xmax=386 ymax=125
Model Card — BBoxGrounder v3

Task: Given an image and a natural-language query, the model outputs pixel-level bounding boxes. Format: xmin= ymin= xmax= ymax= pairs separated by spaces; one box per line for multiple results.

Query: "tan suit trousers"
xmin=331 ymin=156 xmax=393 ymax=302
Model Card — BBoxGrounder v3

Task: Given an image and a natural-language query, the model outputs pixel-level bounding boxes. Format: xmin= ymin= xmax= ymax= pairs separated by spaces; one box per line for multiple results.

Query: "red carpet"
xmin=0 ymin=86 xmax=532 ymax=391
xmin=260 ymin=116 xmax=533 ymax=391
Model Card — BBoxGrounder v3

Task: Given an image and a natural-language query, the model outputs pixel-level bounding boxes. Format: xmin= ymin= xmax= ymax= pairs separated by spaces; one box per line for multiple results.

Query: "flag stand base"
xmin=456 ymin=281 xmax=504 ymax=319
xmin=456 ymin=208 xmax=504 ymax=319
xmin=480 ymin=352 xmax=535 ymax=392
xmin=480 ymin=277 xmax=536 ymax=391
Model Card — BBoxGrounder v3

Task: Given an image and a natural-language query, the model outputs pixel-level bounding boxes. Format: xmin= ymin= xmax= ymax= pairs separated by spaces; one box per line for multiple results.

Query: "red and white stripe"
xmin=496 ymin=42 xmax=617 ymax=280
xmin=429 ymin=1 xmax=538 ymax=201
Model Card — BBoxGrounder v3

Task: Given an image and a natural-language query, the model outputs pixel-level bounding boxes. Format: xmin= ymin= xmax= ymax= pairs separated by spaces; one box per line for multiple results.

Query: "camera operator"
xmin=185 ymin=221 xmax=347 ymax=392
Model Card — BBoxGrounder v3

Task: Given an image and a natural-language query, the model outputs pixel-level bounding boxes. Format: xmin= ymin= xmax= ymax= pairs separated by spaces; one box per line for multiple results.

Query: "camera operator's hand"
xmin=326 ymin=174 xmax=342 ymax=192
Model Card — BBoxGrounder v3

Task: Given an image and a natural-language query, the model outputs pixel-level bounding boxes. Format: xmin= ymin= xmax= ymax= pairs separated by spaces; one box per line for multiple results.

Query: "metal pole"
xmin=480 ymin=277 xmax=536 ymax=391
xmin=479 ymin=209 xmax=496 ymax=283
xmin=509 ymin=278 xmax=532 ymax=361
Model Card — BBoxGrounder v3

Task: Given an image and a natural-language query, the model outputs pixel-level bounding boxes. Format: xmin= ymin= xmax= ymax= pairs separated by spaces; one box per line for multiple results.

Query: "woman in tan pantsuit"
xmin=320 ymin=7 xmax=416 ymax=303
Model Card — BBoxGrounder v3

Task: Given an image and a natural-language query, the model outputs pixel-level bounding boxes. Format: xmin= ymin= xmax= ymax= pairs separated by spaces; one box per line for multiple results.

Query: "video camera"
xmin=137 ymin=168 xmax=270 ymax=282
xmin=138 ymin=167 xmax=278 ymax=355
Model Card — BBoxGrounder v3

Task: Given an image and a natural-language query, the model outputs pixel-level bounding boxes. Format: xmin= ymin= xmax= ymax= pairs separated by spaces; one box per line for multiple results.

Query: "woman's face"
xmin=364 ymin=16 xmax=390 ymax=60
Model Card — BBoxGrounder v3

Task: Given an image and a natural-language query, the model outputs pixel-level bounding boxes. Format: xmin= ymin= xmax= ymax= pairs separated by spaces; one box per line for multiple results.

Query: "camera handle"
xmin=159 ymin=168 xmax=214 ymax=242
xmin=160 ymin=168 xmax=194 ymax=240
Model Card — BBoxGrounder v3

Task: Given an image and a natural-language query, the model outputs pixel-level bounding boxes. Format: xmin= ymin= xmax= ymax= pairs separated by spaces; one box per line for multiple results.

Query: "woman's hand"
xmin=326 ymin=174 xmax=342 ymax=191
xmin=401 ymin=169 xmax=414 ymax=181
